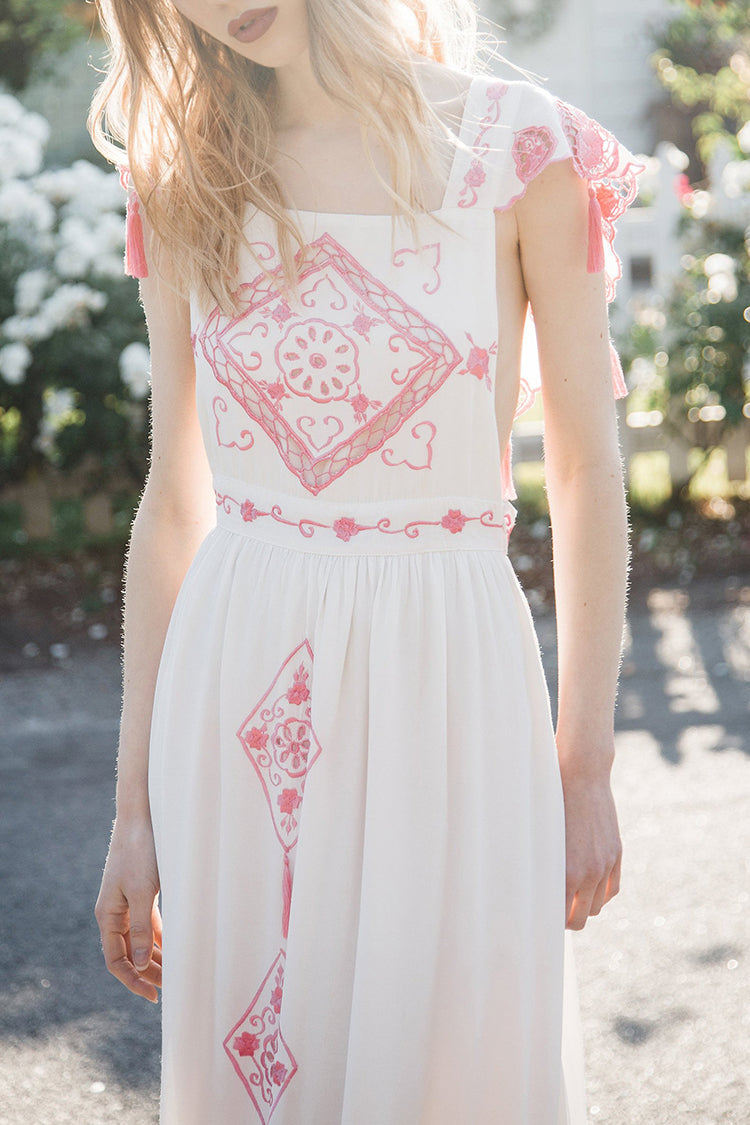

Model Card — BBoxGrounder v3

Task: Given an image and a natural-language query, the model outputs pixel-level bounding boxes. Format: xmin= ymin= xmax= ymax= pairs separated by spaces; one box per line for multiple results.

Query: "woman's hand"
xmin=95 ymin=816 xmax=162 ymax=1002
xmin=560 ymin=757 xmax=622 ymax=931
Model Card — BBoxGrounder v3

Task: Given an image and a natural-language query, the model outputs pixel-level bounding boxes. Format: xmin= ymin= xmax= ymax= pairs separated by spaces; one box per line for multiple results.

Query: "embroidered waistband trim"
xmin=213 ymin=476 xmax=515 ymax=556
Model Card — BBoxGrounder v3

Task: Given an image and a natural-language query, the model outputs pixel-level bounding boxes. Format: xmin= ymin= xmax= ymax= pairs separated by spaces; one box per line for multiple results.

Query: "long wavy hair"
xmin=88 ymin=0 xmax=495 ymax=314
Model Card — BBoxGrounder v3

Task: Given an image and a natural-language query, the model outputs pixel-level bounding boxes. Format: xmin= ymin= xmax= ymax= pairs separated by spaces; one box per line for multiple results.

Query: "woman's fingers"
xmin=565 ymin=875 xmax=597 ymax=931
xmin=129 ymin=891 xmax=158 ymax=974
xmin=566 ymin=846 xmax=622 ymax=929
xmin=98 ymin=909 xmax=159 ymax=1001
xmin=96 ymin=885 xmax=161 ymax=1002
xmin=95 ymin=817 xmax=162 ymax=1000
xmin=561 ymin=767 xmax=622 ymax=930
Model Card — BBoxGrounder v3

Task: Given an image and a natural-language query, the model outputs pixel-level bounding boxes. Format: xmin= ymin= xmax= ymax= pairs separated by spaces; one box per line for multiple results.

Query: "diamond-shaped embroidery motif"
xmin=237 ymin=639 xmax=322 ymax=852
xmin=196 ymin=233 xmax=461 ymax=493
xmin=228 ymin=642 xmax=322 ymax=1112
xmin=224 ymin=951 xmax=297 ymax=1124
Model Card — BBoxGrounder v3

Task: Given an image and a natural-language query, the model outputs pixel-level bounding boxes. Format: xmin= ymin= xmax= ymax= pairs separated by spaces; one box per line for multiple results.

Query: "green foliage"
xmin=651 ymin=0 xmax=750 ymax=167
xmin=623 ymin=218 xmax=749 ymax=417
xmin=0 ymin=0 xmax=89 ymax=93
xmin=622 ymin=0 xmax=750 ymax=486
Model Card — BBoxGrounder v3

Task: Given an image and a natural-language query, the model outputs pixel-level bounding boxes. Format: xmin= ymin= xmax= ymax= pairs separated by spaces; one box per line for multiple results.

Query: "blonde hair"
xmin=88 ymin=1 xmax=494 ymax=314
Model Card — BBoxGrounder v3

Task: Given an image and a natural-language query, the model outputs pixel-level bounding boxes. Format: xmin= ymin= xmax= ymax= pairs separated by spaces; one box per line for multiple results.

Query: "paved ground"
xmin=1 ymin=576 xmax=748 ymax=1124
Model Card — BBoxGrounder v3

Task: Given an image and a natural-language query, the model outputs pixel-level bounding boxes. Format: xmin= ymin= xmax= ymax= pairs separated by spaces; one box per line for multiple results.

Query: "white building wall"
xmin=482 ymin=0 xmax=673 ymax=154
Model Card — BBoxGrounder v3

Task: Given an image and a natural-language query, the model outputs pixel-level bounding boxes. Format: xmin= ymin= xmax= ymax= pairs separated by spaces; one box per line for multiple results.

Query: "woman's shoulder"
xmin=465 ymin=73 xmax=645 ymax=303
xmin=482 ymin=77 xmax=643 ymax=226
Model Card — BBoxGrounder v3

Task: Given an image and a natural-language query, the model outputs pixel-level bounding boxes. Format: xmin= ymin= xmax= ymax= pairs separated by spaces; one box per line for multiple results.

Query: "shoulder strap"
xmin=441 ymin=73 xmax=512 ymax=211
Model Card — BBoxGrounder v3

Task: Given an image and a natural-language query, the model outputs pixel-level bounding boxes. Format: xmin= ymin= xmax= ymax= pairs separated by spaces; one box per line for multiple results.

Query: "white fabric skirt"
xmin=148 ymin=487 xmax=586 ymax=1124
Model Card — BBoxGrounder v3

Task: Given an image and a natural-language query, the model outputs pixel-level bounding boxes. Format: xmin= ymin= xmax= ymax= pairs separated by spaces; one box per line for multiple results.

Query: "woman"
xmin=90 ymin=1 xmax=641 ymax=1121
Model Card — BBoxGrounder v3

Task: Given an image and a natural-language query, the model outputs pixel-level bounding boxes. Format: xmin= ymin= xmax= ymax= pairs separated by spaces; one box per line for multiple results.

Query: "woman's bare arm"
xmin=95 ymin=228 xmax=216 ymax=1000
xmin=511 ymin=158 xmax=629 ymax=930
xmin=114 ymin=261 xmax=215 ymax=818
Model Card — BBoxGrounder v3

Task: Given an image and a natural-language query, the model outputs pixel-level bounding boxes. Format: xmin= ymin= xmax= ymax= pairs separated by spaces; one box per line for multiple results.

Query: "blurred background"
xmin=0 ymin=1 xmax=748 ymax=1123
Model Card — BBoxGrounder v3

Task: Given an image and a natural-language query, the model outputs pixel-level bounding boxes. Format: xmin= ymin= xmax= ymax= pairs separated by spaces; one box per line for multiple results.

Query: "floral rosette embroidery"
xmin=554 ymin=99 xmax=643 ymax=300
xmin=458 ymin=332 xmax=497 ymax=391
xmin=512 ymin=125 xmax=556 ymax=184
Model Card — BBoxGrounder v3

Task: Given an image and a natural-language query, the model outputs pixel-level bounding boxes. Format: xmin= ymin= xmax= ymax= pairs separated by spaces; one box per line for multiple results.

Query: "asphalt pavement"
xmin=1 ymin=576 xmax=748 ymax=1124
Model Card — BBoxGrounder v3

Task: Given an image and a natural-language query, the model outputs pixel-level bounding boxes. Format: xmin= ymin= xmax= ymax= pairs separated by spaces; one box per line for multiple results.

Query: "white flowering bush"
xmin=0 ymin=93 xmax=148 ymax=484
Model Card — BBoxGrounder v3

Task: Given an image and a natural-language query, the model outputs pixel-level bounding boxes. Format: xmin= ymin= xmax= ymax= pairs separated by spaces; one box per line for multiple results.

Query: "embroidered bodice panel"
xmin=183 ymin=76 xmax=642 ymax=505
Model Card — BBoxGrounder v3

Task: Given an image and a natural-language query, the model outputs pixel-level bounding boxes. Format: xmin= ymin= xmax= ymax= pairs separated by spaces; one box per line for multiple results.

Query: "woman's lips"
xmin=228 ymin=6 xmax=278 ymax=43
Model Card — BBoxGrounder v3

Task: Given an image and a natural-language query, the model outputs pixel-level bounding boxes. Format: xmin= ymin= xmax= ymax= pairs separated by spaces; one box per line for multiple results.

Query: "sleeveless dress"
xmin=124 ymin=74 xmax=642 ymax=1124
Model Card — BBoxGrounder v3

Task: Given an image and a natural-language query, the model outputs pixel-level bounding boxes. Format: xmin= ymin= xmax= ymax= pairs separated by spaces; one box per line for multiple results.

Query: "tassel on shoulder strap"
xmin=119 ymin=166 xmax=149 ymax=279
xmin=492 ymin=81 xmax=644 ymax=302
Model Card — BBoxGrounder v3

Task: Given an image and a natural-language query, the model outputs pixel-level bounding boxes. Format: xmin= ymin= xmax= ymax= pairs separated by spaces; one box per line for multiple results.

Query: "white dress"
xmin=128 ymin=74 xmax=642 ymax=1124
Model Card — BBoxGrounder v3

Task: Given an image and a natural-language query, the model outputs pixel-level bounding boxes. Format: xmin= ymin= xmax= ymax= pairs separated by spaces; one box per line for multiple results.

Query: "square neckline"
xmin=274 ymin=71 xmax=480 ymax=221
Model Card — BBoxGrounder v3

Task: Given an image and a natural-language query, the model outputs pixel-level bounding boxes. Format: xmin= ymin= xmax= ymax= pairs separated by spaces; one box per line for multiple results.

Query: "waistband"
xmin=213 ymin=475 xmax=516 ymax=557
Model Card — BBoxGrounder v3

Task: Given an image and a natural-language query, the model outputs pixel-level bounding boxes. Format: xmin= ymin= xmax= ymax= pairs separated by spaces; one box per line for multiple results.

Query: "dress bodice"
xmin=123 ymin=74 xmax=642 ymax=509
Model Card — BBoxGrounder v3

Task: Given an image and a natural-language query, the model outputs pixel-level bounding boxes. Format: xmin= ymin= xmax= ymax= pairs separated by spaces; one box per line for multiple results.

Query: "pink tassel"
xmin=281 ymin=851 xmax=292 ymax=939
xmin=587 ymin=189 xmax=605 ymax=275
xmin=125 ymin=192 xmax=149 ymax=279
xmin=609 ymin=339 xmax=627 ymax=399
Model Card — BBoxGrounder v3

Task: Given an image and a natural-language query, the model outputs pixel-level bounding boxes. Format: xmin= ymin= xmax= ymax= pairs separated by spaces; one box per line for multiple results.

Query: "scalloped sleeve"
xmin=488 ymin=81 xmax=643 ymax=501
xmin=493 ymin=81 xmax=643 ymax=307
xmin=118 ymin=166 xmax=149 ymax=279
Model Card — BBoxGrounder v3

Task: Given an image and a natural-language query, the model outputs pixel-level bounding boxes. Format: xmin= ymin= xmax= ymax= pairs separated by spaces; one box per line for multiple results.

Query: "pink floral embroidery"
xmin=349 ymin=301 xmax=382 ymax=341
xmin=487 ymin=81 xmax=508 ymax=102
xmin=555 ymin=99 xmax=643 ymax=301
xmin=269 ymin=986 xmax=283 ymax=1015
xmin=350 ymin=391 xmax=369 ymax=418
xmin=458 ymin=332 xmax=497 ymax=390
xmin=258 ymin=378 xmax=289 ymax=407
xmin=224 ymin=952 xmax=297 ymax=1123
xmin=264 ymin=299 xmax=294 ymax=326
xmin=270 ymin=1062 xmax=288 ymax=1086
xmin=512 ymin=125 xmax=556 ymax=184
xmin=274 ymin=721 xmax=311 ymax=771
xmin=277 ymin=786 xmax=303 ymax=833
xmin=277 ymin=319 xmax=359 ymax=402
xmin=216 ymin=490 xmax=512 ymax=542
xmin=242 ymin=500 xmax=262 ymax=522
xmin=246 ymin=726 xmax=269 ymax=751
xmin=234 ymin=1032 xmax=261 ymax=1057
xmin=458 ymin=80 xmax=509 ymax=208
xmin=462 ymin=159 xmax=486 ymax=197
xmin=228 ymin=642 xmax=322 ymax=1112
xmin=332 ymin=517 xmax=360 ymax=541
xmin=349 ymin=385 xmax=382 ymax=424
xmin=286 ymin=667 xmax=310 ymax=705
xmin=278 ymin=788 xmax=302 ymax=816
xmin=237 ymin=640 xmax=322 ymax=851
xmin=556 ymin=102 xmax=619 ymax=181
xmin=441 ymin=509 xmax=468 ymax=534
xmin=196 ymin=233 xmax=461 ymax=494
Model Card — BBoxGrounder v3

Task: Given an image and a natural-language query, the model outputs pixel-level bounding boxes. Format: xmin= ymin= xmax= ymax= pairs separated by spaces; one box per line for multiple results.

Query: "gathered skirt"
xmin=148 ymin=490 xmax=587 ymax=1124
